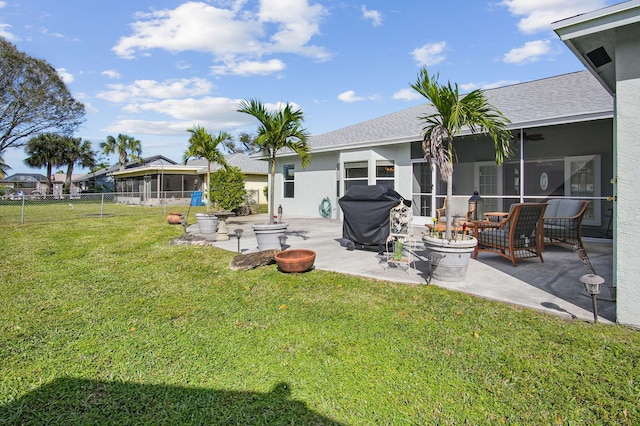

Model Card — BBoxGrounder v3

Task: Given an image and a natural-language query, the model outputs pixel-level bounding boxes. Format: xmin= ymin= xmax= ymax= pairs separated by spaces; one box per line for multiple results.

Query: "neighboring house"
xmin=107 ymin=153 xmax=268 ymax=207
xmin=73 ymin=167 xmax=114 ymax=193
xmin=51 ymin=173 xmax=85 ymax=197
xmin=553 ymin=0 xmax=640 ymax=328
xmin=272 ymin=71 xmax=613 ymax=241
xmin=0 ymin=173 xmax=49 ymax=195
xmin=186 ymin=153 xmax=269 ymax=205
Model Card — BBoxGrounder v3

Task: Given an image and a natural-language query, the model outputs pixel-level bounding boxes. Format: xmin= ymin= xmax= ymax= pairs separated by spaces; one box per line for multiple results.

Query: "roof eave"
xmin=303 ymin=110 xmax=613 ymax=156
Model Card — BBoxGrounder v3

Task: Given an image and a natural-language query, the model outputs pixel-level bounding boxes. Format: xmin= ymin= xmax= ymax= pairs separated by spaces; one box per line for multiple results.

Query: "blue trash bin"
xmin=191 ymin=191 xmax=203 ymax=206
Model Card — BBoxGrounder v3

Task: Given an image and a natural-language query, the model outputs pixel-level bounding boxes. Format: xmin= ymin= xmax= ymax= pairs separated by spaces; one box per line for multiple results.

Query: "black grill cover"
xmin=338 ymin=185 xmax=411 ymax=246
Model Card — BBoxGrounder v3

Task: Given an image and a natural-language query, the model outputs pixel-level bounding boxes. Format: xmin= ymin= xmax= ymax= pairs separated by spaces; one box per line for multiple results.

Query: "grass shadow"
xmin=0 ymin=377 xmax=345 ymax=425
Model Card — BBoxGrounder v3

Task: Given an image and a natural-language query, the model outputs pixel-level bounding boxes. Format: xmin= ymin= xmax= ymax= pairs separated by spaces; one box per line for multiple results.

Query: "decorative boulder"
xmin=230 ymin=249 xmax=280 ymax=271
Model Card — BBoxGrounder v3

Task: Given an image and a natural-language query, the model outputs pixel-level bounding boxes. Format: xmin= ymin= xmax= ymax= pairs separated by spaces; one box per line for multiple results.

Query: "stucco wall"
xmin=614 ymin=24 xmax=640 ymax=328
xmin=275 ymin=144 xmax=414 ymax=220
xmin=244 ymin=174 xmax=267 ymax=205
xmin=276 ymin=152 xmax=339 ymax=220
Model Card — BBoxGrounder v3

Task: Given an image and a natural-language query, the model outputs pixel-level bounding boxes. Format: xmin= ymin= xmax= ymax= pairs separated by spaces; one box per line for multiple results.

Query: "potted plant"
xmin=237 ymin=99 xmax=311 ymax=250
xmin=410 ymin=68 xmax=512 ymax=281
xmin=183 ymin=124 xmax=232 ymax=234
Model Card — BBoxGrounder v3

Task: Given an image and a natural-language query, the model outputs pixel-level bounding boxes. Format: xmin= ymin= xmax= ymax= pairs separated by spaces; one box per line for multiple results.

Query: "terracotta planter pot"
xmin=167 ymin=212 xmax=183 ymax=225
xmin=275 ymin=249 xmax=316 ymax=273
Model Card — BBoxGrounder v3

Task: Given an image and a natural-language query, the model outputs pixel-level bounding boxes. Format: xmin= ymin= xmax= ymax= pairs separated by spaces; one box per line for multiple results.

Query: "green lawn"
xmin=1 ymin=206 xmax=639 ymax=425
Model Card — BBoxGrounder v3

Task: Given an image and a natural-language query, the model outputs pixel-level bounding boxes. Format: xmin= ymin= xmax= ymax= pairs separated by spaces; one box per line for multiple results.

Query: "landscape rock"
xmin=169 ymin=233 xmax=213 ymax=246
xmin=230 ymin=249 xmax=280 ymax=270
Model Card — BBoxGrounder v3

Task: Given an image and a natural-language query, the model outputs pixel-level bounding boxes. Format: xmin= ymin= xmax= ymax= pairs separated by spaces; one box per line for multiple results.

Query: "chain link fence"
xmin=0 ymin=190 xmax=265 ymax=226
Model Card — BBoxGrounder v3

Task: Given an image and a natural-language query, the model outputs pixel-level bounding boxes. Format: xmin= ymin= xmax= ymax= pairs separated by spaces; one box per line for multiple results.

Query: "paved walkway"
xmin=190 ymin=214 xmax=615 ymax=324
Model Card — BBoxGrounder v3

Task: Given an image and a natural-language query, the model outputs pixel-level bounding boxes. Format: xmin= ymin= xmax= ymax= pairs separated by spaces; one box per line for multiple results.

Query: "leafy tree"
xmin=183 ymin=125 xmax=232 ymax=213
xmin=209 ymin=166 xmax=246 ymax=211
xmin=0 ymin=38 xmax=84 ymax=156
xmin=23 ymin=133 xmax=67 ymax=194
xmin=223 ymin=132 xmax=260 ymax=154
xmin=237 ymin=99 xmax=310 ymax=224
xmin=100 ymin=134 xmax=142 ymax=171
xmin=60 ymin=137 xmax=96 ymax=194
xmin=411 ymin=68 xmax=512 ymax=239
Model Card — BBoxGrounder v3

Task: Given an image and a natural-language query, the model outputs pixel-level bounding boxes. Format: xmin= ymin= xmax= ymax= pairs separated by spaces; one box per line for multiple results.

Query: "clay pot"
xmin=275 ymin=249 xmax=316 ymax=273
xmin=167 ymin=212 xmax=184 ymax=225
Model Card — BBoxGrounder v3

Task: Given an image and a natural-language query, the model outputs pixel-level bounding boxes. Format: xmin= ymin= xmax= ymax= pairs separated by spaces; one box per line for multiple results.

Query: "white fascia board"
xmin=108 ymin=165 xmax=201 ymax=177
xmin=553 ymin=0 xmax=640 ymax=39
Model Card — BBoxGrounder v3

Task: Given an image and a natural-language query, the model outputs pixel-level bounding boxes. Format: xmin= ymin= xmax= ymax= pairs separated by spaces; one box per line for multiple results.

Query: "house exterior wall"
xmin=244 ymin=174 xmax=268 ymax=205
xmin=614 ymin=23 xmax=640 ymax=327
xmin=276 ymin=152 xmax=339 ymax=220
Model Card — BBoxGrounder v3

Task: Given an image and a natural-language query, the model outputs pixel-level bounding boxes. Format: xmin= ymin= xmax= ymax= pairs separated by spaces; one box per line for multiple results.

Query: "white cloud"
xmin=104 ymin=97 xmax=254 ymax=136
xmin=503 ymin=40 xmax=552 ymax=64
xmin=122 ymin=97 xmax=242 ymax=122
xmin=338 ymin=91 xmax=363 ymax=103
xmin=411 ymin=42 xmax=446 ymax=66
xmin=102 ymin=69 xmax=121 ymax=79
xmin=56 ymin=68 xmax=74 ymax=84
xmin=96 ymin=77 xmax=213 ymax=103
xmin=113 ymin=0 xmax=330 ymax=75
xmin=392 ymin=88 xmax=421 ymax=101
xmin=104 ymin=119 xmax=194 ymax=136
xmin=212 ymin=59 xmax=286 ymax=75
xmin=0 ymin=23 xmax=14 ymax=40
xmin=361 ymin=5 xmax=382 ymax=27
xmin=500 ymin=0 xmax=609 ymax=34
xmin=337 ymin=90 xmax=379 ymax=103
xmin=39 ymin=27 xmax=64 ymax=38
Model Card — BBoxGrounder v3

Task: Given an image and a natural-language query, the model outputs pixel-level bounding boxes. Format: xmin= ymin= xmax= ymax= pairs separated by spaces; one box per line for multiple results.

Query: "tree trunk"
xmin=445 ymin=172 xmax=453 ymax=240
xmin=65 ymin=164 xmax=74 ymax=195
xmin=46 ymin=163 xmax=53 ymax=195
xmin=269 ymin=156 xmax=276 ymax=224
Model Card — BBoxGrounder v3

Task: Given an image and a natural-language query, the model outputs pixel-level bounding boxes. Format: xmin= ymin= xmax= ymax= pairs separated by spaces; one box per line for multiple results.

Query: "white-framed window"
xmin=474 ymin=162 xmax=503 ymax=215
xmin=283 ymin=164 xmax=294 ymax=198
xmin=376 ymin=160 xmax=395 ymax=190
xmin=565 ymin=154 xmax=601 ymax=226
xmin=344 ymin=161 xmax=368 ymax=192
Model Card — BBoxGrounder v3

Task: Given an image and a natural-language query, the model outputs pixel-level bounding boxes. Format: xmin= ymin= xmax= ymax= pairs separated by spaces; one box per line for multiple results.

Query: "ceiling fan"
xmin=513 ymin=132 xmax=544 ymax=141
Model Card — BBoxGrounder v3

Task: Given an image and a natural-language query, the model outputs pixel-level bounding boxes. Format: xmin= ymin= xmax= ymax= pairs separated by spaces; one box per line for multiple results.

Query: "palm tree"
xmin=237 ymin=99 xmax=310 ymax=225
xmin=183 ymin=125 xmax=231 ymax=212
xmin=100 ymin=134 xmax=142 ymax=171
xmin=0 ymin=155 xmax=9 ymax=179
xmin=23 ymin=133 xmax=66 ymax=194
xmin=411 ymin=68 xmax=512 ymax=239
xmin=60 ymin=137 xmax=96 ymax=194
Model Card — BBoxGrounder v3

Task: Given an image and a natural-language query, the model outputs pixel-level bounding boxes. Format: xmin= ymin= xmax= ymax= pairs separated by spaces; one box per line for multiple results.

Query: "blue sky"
xmin=1 ymin=0 xmax=615 ymax=174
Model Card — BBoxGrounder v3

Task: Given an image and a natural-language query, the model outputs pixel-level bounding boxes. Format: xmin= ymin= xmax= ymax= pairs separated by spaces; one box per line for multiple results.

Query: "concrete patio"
xmin=189 ymin=214 xmax=615 ymax=324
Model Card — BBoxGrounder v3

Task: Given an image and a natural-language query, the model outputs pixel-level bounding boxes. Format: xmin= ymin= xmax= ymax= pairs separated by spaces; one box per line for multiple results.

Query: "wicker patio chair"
xmin=472 ymin=203 xmax=548 ymax=266
xmin=435 ymin=196 xmax=473 ymax=223
xmin=543 ymin=199 xmax=590 ymax=248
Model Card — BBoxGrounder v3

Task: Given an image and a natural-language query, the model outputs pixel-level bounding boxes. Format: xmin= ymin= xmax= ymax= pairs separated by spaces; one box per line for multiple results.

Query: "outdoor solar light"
xmin=234 ymin=228 xmax=243 ymax=253
xmin=277 ymin=204 xmax=283 ymax=223
xmin=278 ymin=234 xmax=288 ymax=250
xmin=468 ymin=191 xmax=482 ymax=221
xmin=580 ymin=273 xmax=604 ymax=323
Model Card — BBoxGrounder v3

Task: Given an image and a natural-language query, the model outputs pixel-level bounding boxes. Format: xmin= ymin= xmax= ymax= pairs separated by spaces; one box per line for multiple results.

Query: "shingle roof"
xmin=0 ymin=173 xmax=48 ymax=183
xmin=308 ymin=71 xmax=613 ymax=153
xmin=187 ymin=153 xmax=268 ymax=174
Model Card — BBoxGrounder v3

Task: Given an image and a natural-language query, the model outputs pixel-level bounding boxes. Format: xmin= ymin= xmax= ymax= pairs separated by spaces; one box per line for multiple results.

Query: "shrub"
xmin=209 ymin=166 xmax=246 ymax=211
